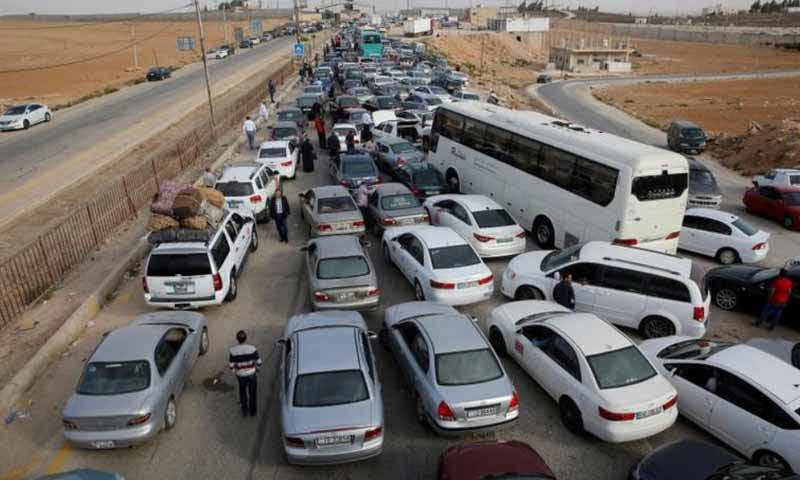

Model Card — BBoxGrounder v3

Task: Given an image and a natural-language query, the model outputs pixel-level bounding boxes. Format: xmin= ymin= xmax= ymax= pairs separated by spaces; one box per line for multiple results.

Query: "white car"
xmin=746 ymin=338 xmax=800 ymax=368
xmin=501 ymin=241 xmax=710 ymax=339
xmin=214 ymin=162 xmax=279 ymax=222
xmin=451 ymin=89 xmax=481 ymax=102
xmin=370 ymin=76 xmax=396 ymax=89
xmin=0 ymin=103 xmax=52 ymax=131
xmin=639 ymin=337 xmax=800 ymax=473
xmin=413 ymin=86 xmax=452 ymax=103
xmin=487 ymin=301 xmax=678 ymax=442
xmin=332 ymin=123 xmax=360 ymax=152
xmin=680 ymin=208 xmax=769 ymax=264
xmin=753 ymin=169 xmax=800 ymax=188
xmin=423 ymin=195 xmax=526 ymax=258
xmin=381 ymin=225 xmax=494 ymax=306
xmin=206 ymin=49 xmax=228 ymax=59
xmin=256 ymin=140 xmax=298 ymax=179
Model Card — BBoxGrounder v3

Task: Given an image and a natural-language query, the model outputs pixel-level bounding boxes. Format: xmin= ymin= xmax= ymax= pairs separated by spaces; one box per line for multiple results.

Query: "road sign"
xmin=177 ymin=36 xmax=196 ymax=51
xmin=293 ymin=43 xmax=305 ymax=58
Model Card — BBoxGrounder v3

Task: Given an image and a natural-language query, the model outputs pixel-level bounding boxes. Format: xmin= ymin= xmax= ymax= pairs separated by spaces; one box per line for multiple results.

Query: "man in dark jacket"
xmin=553 ymin=273 xmax=575 ymax=310
xmin=300 ymin=136 xmax=315 ymax=173
xmin=311 ymin=101 xmax=322 ymax=120
xmin=327 ymin=130 xmax=341 ymax=158
xmin=268 ymin=79 xmax=276 ymax=103
xmin=345 ymin=130 xmax=356 ymax=153
xmin=269 ymin=189 xmax=290 ymax=243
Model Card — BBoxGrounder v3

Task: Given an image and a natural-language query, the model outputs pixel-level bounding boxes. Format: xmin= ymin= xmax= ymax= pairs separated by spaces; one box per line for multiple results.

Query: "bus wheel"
xmin=533 ymin=217 xmax=554 ymax=249
xmin=446 ymin=170 xmax=460 ymax=193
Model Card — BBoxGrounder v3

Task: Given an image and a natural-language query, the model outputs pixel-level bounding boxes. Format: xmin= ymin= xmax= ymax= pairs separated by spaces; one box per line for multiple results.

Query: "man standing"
xmin=314 ymin=115 xmax=326 ymax=148
xmin=268 ymin=80 xmax=276 ymax=103
xmin=327 ymin=130 xmax=340 ymax=158
xmin=301 ymin=136 xmax=315 ymax=173
xmin=553 ymin=272 xmax=575 ymax=310
xmin=259 ymin=101 xmax=269 ymax=123
xmin=755 ymin=268 xmax=794 ymax=330
xmin=202 ymin=167 xmax=216 ymax=187
xmin=360 ymin=111 xmax=373 ymax=144
xmin=311 ymin=101 xmax=322 ymax=121
xmin=229 ymin=330 xmax=261 ymax=417
xmin=269 ymin=189 xmax=291 ymax=243
xmin=356 ymin=181 xmax=370 ymax=228
xmin=242 ymin=116 xmax=257 ymax=150
xmin=345 ymin=129 xmax=356 ymax=153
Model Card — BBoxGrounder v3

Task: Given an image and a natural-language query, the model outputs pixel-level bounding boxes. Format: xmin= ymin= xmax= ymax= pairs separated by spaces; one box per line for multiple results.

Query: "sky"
xmin=0 ymin=0 xmax=756 ymax=16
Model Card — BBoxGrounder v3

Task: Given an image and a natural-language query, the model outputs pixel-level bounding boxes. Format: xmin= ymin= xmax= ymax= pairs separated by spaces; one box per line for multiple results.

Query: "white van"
xmin=215 ymin=162 xmax=279 ymax=222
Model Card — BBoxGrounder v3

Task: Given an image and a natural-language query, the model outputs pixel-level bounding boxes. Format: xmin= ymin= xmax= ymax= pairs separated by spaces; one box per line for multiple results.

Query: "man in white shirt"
xmin=259 ymin=102 xmax=269 ymax=123
xmin=242 ymin=116 xmax=257 ymax=150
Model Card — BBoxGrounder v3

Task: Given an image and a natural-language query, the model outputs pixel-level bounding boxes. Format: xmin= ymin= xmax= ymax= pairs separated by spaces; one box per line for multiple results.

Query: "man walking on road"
xmin=243 ymin=116 xmax=257 ymax=150
xmin=269 ymin=189 xmax=291 ymax=243
xmin=259 ymin=101 xmax=269 ymax=123
xmin=229 ymin=330 xmax=261 ymax=417
xmin=268 ymin=80 xmax=276 ymax=103
xmin=345 ymin=130 xmax=356 ymax=153
xmin=553 ymin=272 xmax=575 ymax=310
xmin=755 ymin=268 xmax=794 ymax=330
xmin=314 ymin=115 xmax=326 ymax=148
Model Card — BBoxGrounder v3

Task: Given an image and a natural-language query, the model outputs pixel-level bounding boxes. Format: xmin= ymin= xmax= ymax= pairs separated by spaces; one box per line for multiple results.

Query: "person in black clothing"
xmin=553 ymin=273 xmax=575 ymax=310
xmin=360 ymin=122 xmax=372 ymax=144
xmin=327 ymin=130 xmax=341 ymax=158
xmin=269 ymin=189 xmax=291 ymax=243
xmin=268 ymin=80 xmax=276 ymax=103
xmin=301 ymin=136 xmax=315 ymax=173
xmin=311 ymin=101 xmax=322 ymax=120
xmin=345 ymin=130 xmax=356 ymax=153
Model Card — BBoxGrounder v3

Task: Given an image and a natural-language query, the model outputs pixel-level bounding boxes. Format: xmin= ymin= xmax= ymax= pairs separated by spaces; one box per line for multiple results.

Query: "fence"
xmin=0 ymin=60 xmax=295 ymax=329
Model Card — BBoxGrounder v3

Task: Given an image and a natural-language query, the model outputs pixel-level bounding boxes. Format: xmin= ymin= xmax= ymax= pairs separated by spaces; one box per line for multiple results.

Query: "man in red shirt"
xmin=755 ymin=269 xmax=794 ymax=330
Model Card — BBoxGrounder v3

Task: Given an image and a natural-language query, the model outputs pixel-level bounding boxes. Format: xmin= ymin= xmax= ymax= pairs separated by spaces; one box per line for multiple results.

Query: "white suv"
xmin=143 ymin=211 xmax=257 ymax=309
xmin=215 ymin=162 xmax=279 ymax=223
xmin=501 ymin=241 xmax=710 ymax=339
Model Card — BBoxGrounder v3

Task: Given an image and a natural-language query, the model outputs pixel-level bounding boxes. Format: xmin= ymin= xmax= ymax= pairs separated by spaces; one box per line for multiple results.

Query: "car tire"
xmin=533 ymin=216 xmax=555 ymax=249
xmin=445 ymin=170 xmax=460 ymax=193
xmin=716 ymin=248 xmax=739 ymax=265
xmin=515 ymin=285 xmax=543 ymax=300
xmin=639 ymin=316 xmax=675 ymax=339
xmin=23 ymin=119 xmax=30 ymax=130
xmin=784 ymin=216 xmax=794 ymax=230
xmin=225 ymin=272 xmax=238 ymax=302
xmin=199 ymin=327 xmax=210 ymax=356
xmin=164 ymin=397 xmax=177 ymax=430
xmin=754 ymin=450 xmax=791 ymax=472
xmin=414 ymin=280 xmax=425 ymax=301
xmin=44 ymin=112 xmax=52 ymax=122
xmin=559 ymin=397 xmax=584 ymax=435
xmin=489 ymin=328 xmax=507 ymax=358
xmin=383 ymin=242 xmax=393 ymax=265
xmin=250 ymin=229 xmax=259 ymax=252
xmin=713 ymin=286 xmax=738 ymax=311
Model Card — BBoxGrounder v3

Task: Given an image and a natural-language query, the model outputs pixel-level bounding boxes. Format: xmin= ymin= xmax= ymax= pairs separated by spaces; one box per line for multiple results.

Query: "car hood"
xmin=285 ymin=399 xmax=376 ymax=434
xmin=63 ymin=389 xmax=152 ymax=418
xmin=0 ymin=114 xmax=23 ymax=122
xmin=372 ymin=109 xmax=397 ymax=125
xmin=442 ymin=441 xmax=553 ymax=480
xmin=689 ymin=181 xmax=721 ymax=197
xmin=634 ymin=440 xmax=738 ymax=480
xmin=507 ymin=250 xmax=549 ymax=275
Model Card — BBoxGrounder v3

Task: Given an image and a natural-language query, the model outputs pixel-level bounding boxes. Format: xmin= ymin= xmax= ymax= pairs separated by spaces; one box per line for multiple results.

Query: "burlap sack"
xmin=150 ymin=181 xmax=194 ymax=216
xmin=180 ymin=215 xmax=208 ymax=230
xmin=199 ymin=200 xmax=224 ymax=227
xmin=171 ymin=189 xmax=203 ymax=219
xmin=197 ymin=187 xmax=225 ymax=209
xmin=147 ymin=214 xmax=180 ymax=232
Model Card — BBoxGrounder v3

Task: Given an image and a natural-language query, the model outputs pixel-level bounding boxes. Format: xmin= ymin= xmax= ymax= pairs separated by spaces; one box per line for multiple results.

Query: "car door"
xmin=760 ymin=187 xmax=783 ymax=221
xmin=329 ymin=155 xmax=341 ymax=181
xmin=223 ymin=219 xmax=244 ymax=268
xmin=591 ymin=266 xmax=649 ymax=329
xmin=392 ymin=322 xmax=431 ymax=397
xmin=391 ymin=233 xmax=415 ymax=281
xmin=28 ymin=105 xmax=43 ymax=123
xmin=154 ymin=330 xmax=185 ymax=398
xmin=302 ymin=191 xmax=316 ymax=228
xmin=447 ymin=202 xmax=475 ymax=241
xmin=230 ymin=213 xmax=251 ymax=265
xmin=429 ymin=200 xmax=455 ymax=228
xmin=400 ymin=235 xmax=425 ymax=284
xmin=210 ymin=233 xmax=233 ymax=291
xmin=553 ymin=262 xmax=602 ymax=312
xmin=699 ymin=218 xmax=733 ymax=257
xmin=513 ymin=325 xmax=557 ymax=395
xmin=663 ymin=363 xmax=717 ymax=428
xmin=680 ymin=215 xmax=705 ymax=254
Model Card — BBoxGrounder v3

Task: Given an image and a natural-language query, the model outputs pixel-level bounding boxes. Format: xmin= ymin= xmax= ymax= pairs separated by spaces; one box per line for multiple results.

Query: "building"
xmin=299 ymin=10 xmax=322 ymax=22
xmin=634 ymin=17 xmax=648 ymax=24
xmin=701 ymin=4 xmax=738 ymax=15
xmin=788 ymin=6 xmax=800 ymax=14
xmin=468 ymin=5 xmax=519 ymax=28
xmin=488 ymin=17 xmax=550 ymax=32
xmin=399 ymin=8 xmax=464 ymax=18
xmin=549 ymin=43 xmax=633 ymax=73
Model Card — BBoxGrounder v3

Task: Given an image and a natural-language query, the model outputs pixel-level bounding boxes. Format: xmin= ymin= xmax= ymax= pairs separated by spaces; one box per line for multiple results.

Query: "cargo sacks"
xmin=147 ymin=227 xmax=215 ymax=245
xmin=197 ymin=187 xmax=225 ymax=209
xmin=151 ymin=181 xmax=195 ymax=216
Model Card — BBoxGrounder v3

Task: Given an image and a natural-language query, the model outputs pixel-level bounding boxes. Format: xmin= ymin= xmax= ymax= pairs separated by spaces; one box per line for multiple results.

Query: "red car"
xmin=743 ymin=185 xmax=800 ymax=230
xmin=439 ymin=440 xmax=556 ymax=480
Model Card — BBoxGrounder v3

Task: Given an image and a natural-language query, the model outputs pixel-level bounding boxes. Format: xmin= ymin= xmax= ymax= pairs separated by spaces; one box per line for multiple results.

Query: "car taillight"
xmin=367 ymin=287 xmax=380 ymax=297
xmin=753 ymin=242 xmax=766 ymax=250
xmin=281 ymin=160 xmax=292 ymax=166
xmin=422 ymin=214 xmax=430 ymax=222
xmin=693 ymin=306 xmax=705 ymax=322
xmin=314 ymin=291 xmax=330 ymax=301
xmin=353 ymin=220 xmax=366 ymax=227
xmin=249 ymin=194 xmax=262 ymax=204
xmin=438 ymin=401 xmax=455 ymax=421
xmin=382 ymin=217 xmax=397 ymax=226
xmin=663 ymin=395 xmax=678 ymax=410
xmin=515 ymin=231 xmax=527 ymax=238
xmin=430 ymin=279 xmax=455 ymax=289
xmin=285 ymin=436 xmax=305 ymax=448
xmin=478 ymin=274 xmax=493 ymax=285
xmin=62 ymin=419 xmax=78 ymax=430
xmin=340 ymin=179 xmax=350 ymax=187
xmin=364 ymin=426 xmax=383 ymax=441
xmin=141 ymin=277 xmax=149 ymax=293
xmin=473 ymin=233 xmax=493 ymax=242
xmin=128 ymin=413 xmax=152 ymax=426
xmin=411 ymin=187 xmax=422 ymax=196
xmin=317 ymin=224 xmax=332 ymax=231
xmin=598 ymin=406 xmax=635 ymax=421
xmin=375 ymin=176 xmax=382 ymax=184
xmin=213 ymin=273 xmax=223 ymax=291
xmin=508 ymin=391 xmax=519 ymax=413
xmin=665 ymin=231 xmax=680 ymax=240
xmin=613 ymin=238 xmax=638 ymax=246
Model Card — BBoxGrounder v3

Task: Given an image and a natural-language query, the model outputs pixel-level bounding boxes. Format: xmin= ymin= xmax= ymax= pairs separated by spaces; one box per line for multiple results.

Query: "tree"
xmin=218 ymin=2 xmax=231 ymax=10
xmin=750 ymin=0 xmax=761 ymax=11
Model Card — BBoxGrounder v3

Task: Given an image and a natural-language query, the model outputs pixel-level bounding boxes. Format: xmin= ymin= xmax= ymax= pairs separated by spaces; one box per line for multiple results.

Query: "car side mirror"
xmin=298 ymin=192 xmax=306 ymax=198
xmin=752 ymin=180 xmax=758 ymax=187
xmin=470 ymin=315 xmax=478 ymax=323
xmin=367 ymin=331 xmax=378 ymax=340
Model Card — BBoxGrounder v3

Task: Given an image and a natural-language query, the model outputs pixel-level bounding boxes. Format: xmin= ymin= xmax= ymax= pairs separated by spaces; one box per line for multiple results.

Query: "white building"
xmin=488 ymin=17 xmax=550 ymax=32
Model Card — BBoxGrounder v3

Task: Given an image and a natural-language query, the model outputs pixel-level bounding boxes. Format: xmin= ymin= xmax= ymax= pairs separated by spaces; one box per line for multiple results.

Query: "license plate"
xmin=427 ymin=190 xmax=440 ymax=195
xmin=496 ymin=238 xmax=513 ymax=244
xmin=466 ymin=405 xmax=499 ymax=419
xmin=457 ymin=281 xmax=478 ymax=289
xmin=635 ymin=407 xmax=662 ymax=420
xmin=398 ymin=218 xmax=415 ymax=225
xmin=334 ymin=224 xmax=350 ymax=232
xmin=338 ymin=292 xmax=356 ymax=301
xmin=227 ymin=200 xmax=243 ymax=208
xmin=91 ymin=440 xmax=115 ymax=449
xmin=166 ymin=282 xmax=194 ymax=295
xmin=315 ymin=435 xmax=352 ymax=447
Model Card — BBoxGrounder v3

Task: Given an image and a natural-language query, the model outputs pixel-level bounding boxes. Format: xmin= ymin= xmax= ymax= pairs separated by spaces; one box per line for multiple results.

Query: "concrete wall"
xmin=492 ymin=17 xmax=550 ymax=32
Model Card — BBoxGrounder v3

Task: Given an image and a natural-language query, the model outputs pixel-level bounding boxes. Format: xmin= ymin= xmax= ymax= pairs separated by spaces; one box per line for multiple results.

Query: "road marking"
xmin=44 ymin=444 xmax=71 ymax=474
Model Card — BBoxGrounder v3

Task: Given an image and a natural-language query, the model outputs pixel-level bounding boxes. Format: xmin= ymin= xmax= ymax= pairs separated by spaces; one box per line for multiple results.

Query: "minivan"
xmin=667 ymin=120 xmax=707 ymax=154
xmin=687 ymin=157 xmax=722 ymax=208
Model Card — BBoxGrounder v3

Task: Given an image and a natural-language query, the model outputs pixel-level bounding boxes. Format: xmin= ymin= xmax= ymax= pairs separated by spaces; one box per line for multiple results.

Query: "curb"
xmin=0 ymin=238 xmax=152 ymax=420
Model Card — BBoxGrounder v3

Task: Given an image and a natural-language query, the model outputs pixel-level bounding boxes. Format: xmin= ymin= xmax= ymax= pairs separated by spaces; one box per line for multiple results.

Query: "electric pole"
xmin=193 ymin=0 xmax=216 ymax=129
xmin=131 ymin=22 xmax=140 ymax=69
xmin=293 ymin=0 xmax=302 ymax=49
xmin=222 ymin=4 xmax=229 ymax=43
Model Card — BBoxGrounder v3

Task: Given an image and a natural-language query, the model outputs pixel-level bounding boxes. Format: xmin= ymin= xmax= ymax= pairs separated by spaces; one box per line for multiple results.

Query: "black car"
xmin=394 ymin=163 xmax=449 ymax=198
xmin=630 ymin=440 xmax=799 ymax=480
xmin=537 ymin=73 xmax=553 ymax=84
xmin=146 ymin=67 xmax=171 ymax=82
xmin=704 ymin=264 xmax=800 ymax=314
xmin=363 ymin=96 xmax=400 ymax=112
xmin=239 ymin=40 xmax=250 ymax=49
xmin=332 ymin=96 xmax=362 ymax=122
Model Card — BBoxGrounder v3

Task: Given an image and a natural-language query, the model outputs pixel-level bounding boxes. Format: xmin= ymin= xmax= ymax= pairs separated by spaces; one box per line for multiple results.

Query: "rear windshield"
xmin=733 ymin=218 xmax=759 ymax=236
xmin=391 ymin=142 xmax=416 ymax=153
xmin=273 ymin=128 xmax=296 ymax=138
xmin=339 ymin=97 xmax=360 ymax=108
xmin=334 ymin=127 xmax=356 ymax=137
xmin=215 ymin=182 xmax=253 ymax=197
xmin=297 ymin=97 xmax=316 ymax=107
xmin=377 ymin=97 xmax=398 ymax=108
xmin=690 ymin=169 xmax=716 ymax=186
xmin=472 ymin=209 xmax=516 ymax=229
xmin=631 ymin=173 xmax=688 ymax=201
xmin=317 ymin=256 xmax=370 ymax=279
xmin=260 ymin=147 xmax=286 ymax=158
xmin=293 ymin=370 xmax=369 ymax=407
xmin=77 ymin=361 xmax=151 ymax=395
xmin=461 ymin=93 xmax=480 ymax=100
xmin=426 ymin=97 xmax=443 ymax=106
xmin=656 ymin=339 xmax=734 ymax=360
xmin=429 ymin=245 xmax=480 ymax=269
xmin=278 ymin=111 xmax=302 ymax=121
xmin=381 ymin=194 xmax=419 ymax=210
xmin=318 ymin=196 xmax=357 ymax=213
xmin=587 ymin=346 xmax=657 ymax=390
xmin=342 ymin=160 xmax=377 ymax=176
xmin=413 ymin=168 xmax=443 ymax=186
xmin=147 ymin=253 xmax=211 ymax=277
xmin=436 ymin=349 xmax=503 ymax=386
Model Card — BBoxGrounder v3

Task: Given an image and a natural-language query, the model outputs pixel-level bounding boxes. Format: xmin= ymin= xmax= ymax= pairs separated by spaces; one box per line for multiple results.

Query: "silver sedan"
xmin=303 ymin=235 xmax=380 ymax=311
xmin=374 ymin=137 xmax=425 ymax=172
xmin=366 ymin=183 xmax=429 ymax=237
xmin=380 ymin=301 xmax=519 ymax=436
xmin=299 ymin=185 xmax=366 ymax=237
xmin=62 ymin=312 xmax=209 ymax=449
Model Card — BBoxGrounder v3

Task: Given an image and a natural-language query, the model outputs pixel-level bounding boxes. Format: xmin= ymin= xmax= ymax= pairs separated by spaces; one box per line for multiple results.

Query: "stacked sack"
xmin=147 ymin=181 xmax=226 ymax=244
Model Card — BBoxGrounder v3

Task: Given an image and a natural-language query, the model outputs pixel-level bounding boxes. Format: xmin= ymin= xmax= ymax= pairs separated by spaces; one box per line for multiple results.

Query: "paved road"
xmin=0 ymin=36 xmax=293 ymax=230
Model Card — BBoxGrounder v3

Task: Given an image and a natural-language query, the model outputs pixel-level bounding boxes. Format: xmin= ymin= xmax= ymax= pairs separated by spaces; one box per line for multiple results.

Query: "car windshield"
xmin=472 ymin=209 xmax=516 ymax=229
xmin=436 ymin=349 xmax=503 ymax=386
xmin=690 ymin=169 xmax=716 ymax=186
xmin=77 ymin=361 xmax=151 ymax=395
xmin=656 ymin=339 xmax=735 ymax=360
xmin=147 ymin=253 xmax=211 ymax=276
xmin=377 ymin=97 xmax=398 ymax=108
xmin=342 ymin=160 xmax=377 ymax=176
xmin=339 ymin=97 xmax=360 ymax=108
xmin=351 ymin=88 xmax=370 ymax=95
xmin=297 ymin=97 xmax=317 ymax=107
xmin=215 ymin=182 xmax=253 ymax=197
xmin=391 ymin=142 xmax=416 ymax=153
xmin=304 ymin=87 xmax=322 ymax=94
xmin=318 ymin=196 xmax=357 ymax=213
xmin=317 ymin=256 xmax=370 ymax=279
xmin=4 ymin=106 xmax=26 ymax=115
xmin=278 ymin=111 xmax=302 ymax=121
xmin=259 ymin=147 xmax=286 ymax=158
xmin=587 ymin=346 xmax=657 ymax=390
xmin=412 ymin=168 xmax=443 ymax=186
xmin=273 ymin=128 xmax=296 ymax=138
xmin=461 ymin=93 xmax=480 ymax=100
xmin=540 ymin=244 xmax=582 ymax=272
xmin=429 ymin=86 xmax=448 ymax=94
xmin=381 ymin=193 xmax=419 ymax=210
xmin=293 ymin=370 xmax=369 ymax=407
xmin=681 ymin=128 xmax=705 ymax=139
xmin=784 ymin=192 xmax=800 ymax=206
xmin=790 ymin=175 xmax=800 ymax=186
xmin=334 ymin=128 xmax=356 ymax=137
xmin=426 ymin=97 xmax=443 ymax=106
xmin=429 ymin=244 xmax=481 ymax=269
xmin=732 ymin=218 xmax=759 ymax=236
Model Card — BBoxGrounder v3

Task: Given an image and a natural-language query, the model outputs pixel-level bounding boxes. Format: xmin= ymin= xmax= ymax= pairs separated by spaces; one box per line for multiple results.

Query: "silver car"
xmin=271 ymin=121 xmax=302 ymax=145
xmin=330 ymin=151 xmax=380 ymax=193
xmin=374 ymin=137 xmax=425 ymax=172
xmin=62 ymin=312 xmax=209 ymax=449
xmin=278 ymin=311 xmax=383 ymax=465
xmin=303 ymin=235 xmax=380 ymax=311
xmin=367 ymin=183 xmax=429 ymax=236
xmin=299 ymin=185 xmax=366 ymax=237
xmin=380 ymin=301 xmax=519 ymax=436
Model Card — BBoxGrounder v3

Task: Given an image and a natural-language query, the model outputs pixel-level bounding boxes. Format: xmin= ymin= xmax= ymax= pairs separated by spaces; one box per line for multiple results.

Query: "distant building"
xmin=634 ymin=17 xmax=648 ymax=24
xmin=399 ymin=8 xmax=465 ymax=18
xmin=468 ymin=5 xmax=519 ymax=28
xmin=788 ymin=6 xmax=800 ymax=14
xmin=701 ymin=4 xmax=738 ymax=15
xmin=488 ymin=17 xmax=550 ymax=32
xmin=550 ymin=43 xmax=633 ymax=73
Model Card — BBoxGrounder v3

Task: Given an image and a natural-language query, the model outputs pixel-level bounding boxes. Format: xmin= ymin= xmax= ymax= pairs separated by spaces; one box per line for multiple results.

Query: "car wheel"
xmin=225 ymin=272 xmax=238 ymax=302
xmin=199 ymin=327 xmax=210 ymax=356
xmin=250 ymin=229 xmax=259 ymax=252
xmin=533 ymin=216 xmax=555 ymax=249
xmin=714 ymin=287 xmax=738 ymax=311
xmin=44 ymin=112 xmax=52 ymax=122
xmin=716 ymin=248 xmax=738 ymax=265
xmin=784 ymin=216 xmax=794 ymax=229
xmin=383 ymin=242 xmax=393 ymax=265
xmin=754 ymin=451 xmax=791 ymax=472
xmin=515 ymin=285 xmax=543 ymax=300
xmin=489 ymin=328 xmax=507 ymax=358
xmin=23 ymin=119 xmax=30 ymax=130
xmin=164 ymin=397 xmax=177 ymax=430
xmin=414 ymin=280 xmax=425 ymax=301
xmin=639 ymin=316 xmax=675 ymax=339
xmin=445 ymin=170 xmax=460 ymax=193
xmin=559 ymin=397 xmax=584 ymax=435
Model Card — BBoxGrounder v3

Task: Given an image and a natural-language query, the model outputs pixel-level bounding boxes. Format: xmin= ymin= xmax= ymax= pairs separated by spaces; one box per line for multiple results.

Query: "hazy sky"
xmin=0 ymin=0 xmax=755 ymax=16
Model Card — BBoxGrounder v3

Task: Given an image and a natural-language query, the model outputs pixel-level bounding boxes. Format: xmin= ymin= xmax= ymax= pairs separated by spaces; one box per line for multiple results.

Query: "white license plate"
xmin=496 ymin=238 xmax=513 ymax=244
xmin=334 ymin=224 xmax=350 ymax=232
xmin=166 ymin=282 xmax=195 ymax=295
xmin=315 ymin=435 xmax=352 ymax=447
xmin=466 ymin=406 xmax=499 ymax=419
xmin=398 ymin=218 xmax=416 ymax=225
xmin=457 ymin=281 xmax=478 ymax=289
xmin=427 ymin=190 xmax=440 ymax=195
xmin=635 ymin=407 xmax=662 ymax=420
xmin=227 ymin=200 xmax=243 ymax=208
xmin=91 ymin=440 xmax=115 ymax=449
xmin=338 ymin=292 xmax=357 ymax=301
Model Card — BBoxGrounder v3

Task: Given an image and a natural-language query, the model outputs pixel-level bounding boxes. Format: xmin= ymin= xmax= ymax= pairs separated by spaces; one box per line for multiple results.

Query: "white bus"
xmin=428 ymin=102 xmax=689 ymax=253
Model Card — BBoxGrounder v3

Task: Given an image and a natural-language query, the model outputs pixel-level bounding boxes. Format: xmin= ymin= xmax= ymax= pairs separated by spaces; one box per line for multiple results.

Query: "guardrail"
xmin=0 ymin=60 xmax=295 ymax=328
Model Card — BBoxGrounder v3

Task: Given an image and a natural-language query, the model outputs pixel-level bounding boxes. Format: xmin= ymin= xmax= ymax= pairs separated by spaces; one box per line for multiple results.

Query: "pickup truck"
xmin=370 ymin=110 xmax=424 ymax=146
xmin=753 ymin=169 xmax=800 ymax=188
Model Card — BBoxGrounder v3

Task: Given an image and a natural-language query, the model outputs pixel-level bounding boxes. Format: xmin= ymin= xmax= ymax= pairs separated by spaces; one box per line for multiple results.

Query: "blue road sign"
xmin=293 ymin=43 xmax=305 ymax=58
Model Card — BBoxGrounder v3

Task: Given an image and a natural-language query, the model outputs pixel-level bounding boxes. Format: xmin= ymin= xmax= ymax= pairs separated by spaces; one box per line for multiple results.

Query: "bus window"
xmin=632 ymin=173 xmax=688 ymax=202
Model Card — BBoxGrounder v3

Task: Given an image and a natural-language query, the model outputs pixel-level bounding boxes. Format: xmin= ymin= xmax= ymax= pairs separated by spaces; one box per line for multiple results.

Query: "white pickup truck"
xmin=370 ymin=110 xmax=427 ymax=146
xmin=753 ymin=169 xmax=800 ymax=188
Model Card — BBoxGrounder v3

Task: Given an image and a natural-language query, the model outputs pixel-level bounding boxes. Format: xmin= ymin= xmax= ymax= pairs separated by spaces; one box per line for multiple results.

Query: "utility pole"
xmin=293 ymin=0 xmax=302 ymax=48
xmin=222 ymin=4 xmax=229 ymax=43
xmin=193 ymin=0 xmax=216 ymax=129
xmin=131 ymin=22 xmax=140 ymax=69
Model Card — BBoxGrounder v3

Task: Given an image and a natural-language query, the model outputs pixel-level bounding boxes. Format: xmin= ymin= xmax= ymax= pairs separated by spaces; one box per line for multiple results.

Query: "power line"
xmin=0 ymin=4 xmax=193 ymax=30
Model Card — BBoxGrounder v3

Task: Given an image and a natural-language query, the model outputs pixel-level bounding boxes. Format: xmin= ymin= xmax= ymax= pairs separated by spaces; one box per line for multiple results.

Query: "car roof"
xmin=441 ymin=194 xmax=502 ymax=211
xmin=297 ymin=326 xmax=360 ymax=374
xmin=217 ymin=164 xmax=260 ymax=182
xmin=92 ymin=324 xmax=172 ymax=362
xmin=709 ymin=345 xmax=800 ymax=404
xmin=543 ymin=313 xmax=632 ymax=356
xmin=685 ymin=208 xmax=740 ymax=224
xmin=260 ymin=140 xmax=289 ymax=148
xmin=417 ymin=314 xmax=487 ymax=354
xmin=579 ymin=241 xmax=693 ymax=279
xmin=312 ymin=185 xmax=351 ymax=197
xmin=375 ymin=182 xmax=413 ymax=196
xmin=312 ymin=235 xmax=365 ymax=258
xmin=273 ymin=121 xmax=299 ymax=129
xmin=408 ymin=225 xmax=466 ymax=249
xmin=671 ymin=119 xmax=701 ymax=128
xmin=332 ymin=123 xmax=357 ymax=129
xmin=279 ymin=107 xmax=302 ymax=113
xmin=378 ymin=136 xmax=411 ymax=145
